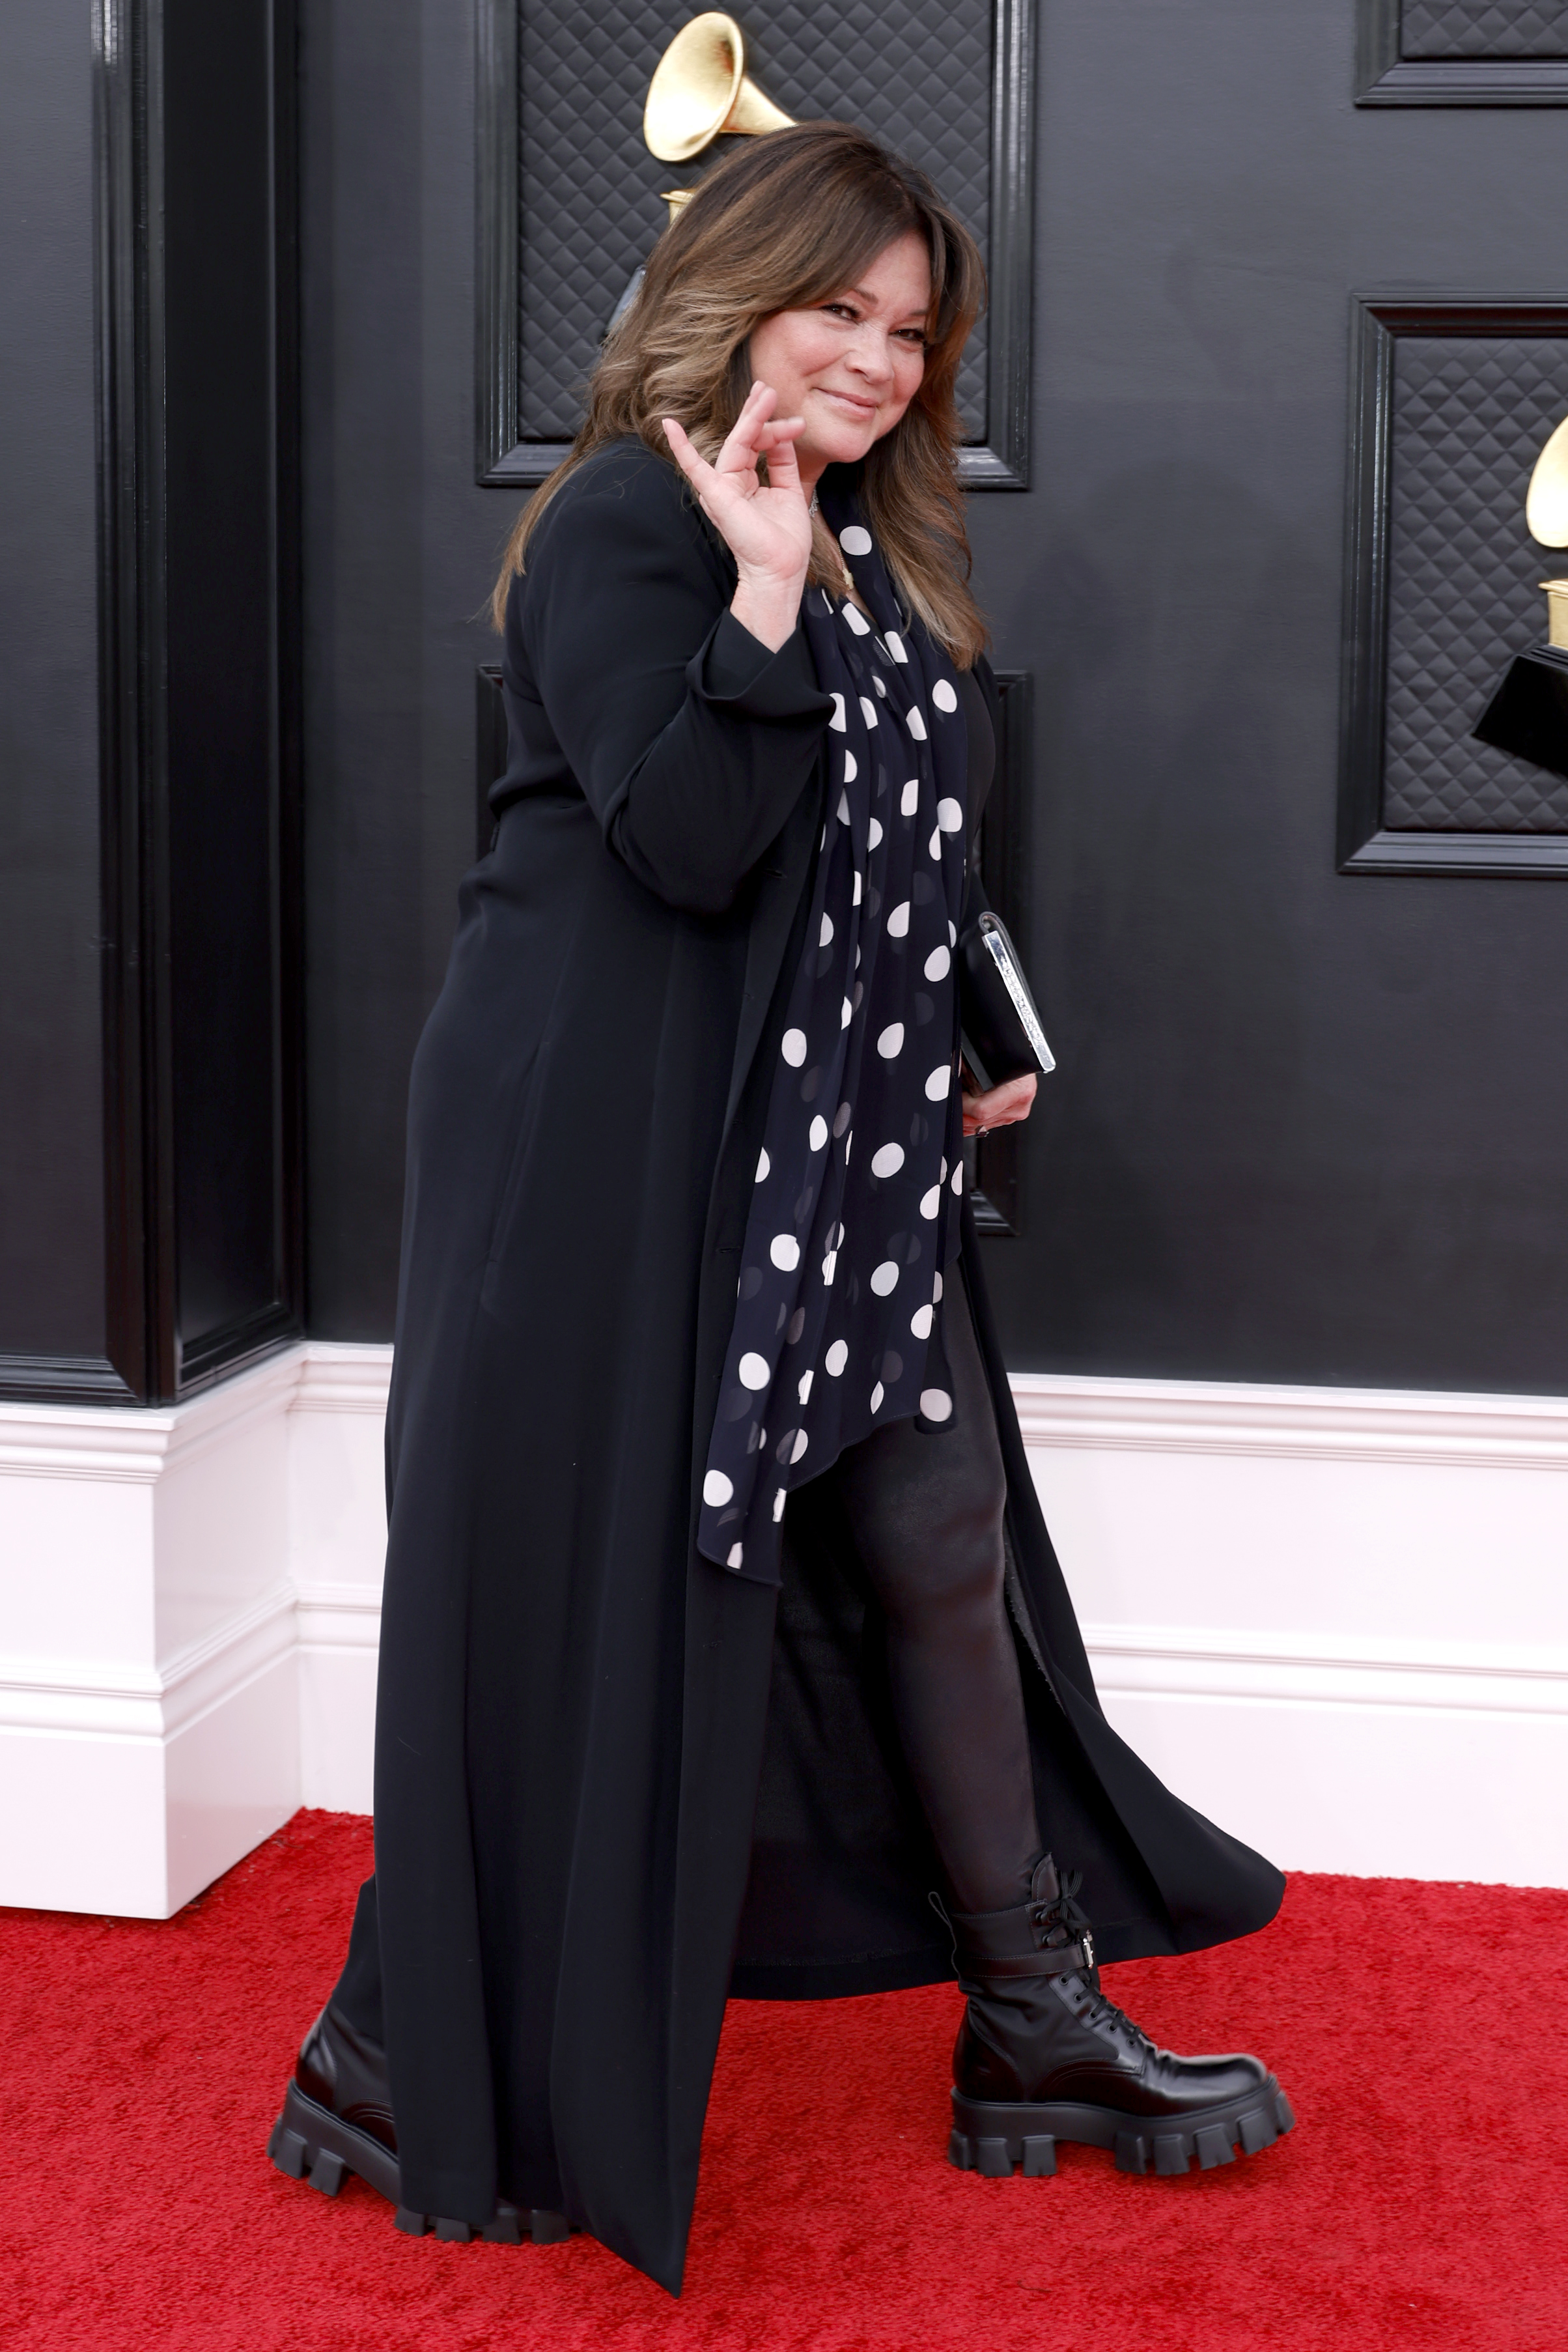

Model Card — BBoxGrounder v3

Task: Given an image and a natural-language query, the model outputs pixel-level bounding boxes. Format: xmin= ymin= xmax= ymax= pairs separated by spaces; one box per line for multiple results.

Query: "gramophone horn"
xmin=643 ymin=12 xmax=794 ymax=165
xmin=1527 ymin=412 xmax=1568 ymax=549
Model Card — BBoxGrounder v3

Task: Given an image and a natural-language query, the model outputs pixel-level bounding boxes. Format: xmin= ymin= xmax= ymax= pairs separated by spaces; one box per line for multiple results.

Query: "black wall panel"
xmin=0 ymin=0 xmax=301 ymax=1401
xmin=1339 ymin=301 xmax=1568 ymax=875
xmin=1359 ymin=0 xmax=1568 ymax=99
xmin=298 ymin=0 xmax=1568 ymax=1396
xmin=0 ymin=1 xmax=109 ymax=1369
xmin=1383 ymin=331 xmax=1568 ymax=830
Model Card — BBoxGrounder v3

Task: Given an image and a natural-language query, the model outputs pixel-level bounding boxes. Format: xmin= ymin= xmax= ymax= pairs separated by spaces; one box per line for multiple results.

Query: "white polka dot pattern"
xmin=699 ymin=487 xmax=970 ymax=1583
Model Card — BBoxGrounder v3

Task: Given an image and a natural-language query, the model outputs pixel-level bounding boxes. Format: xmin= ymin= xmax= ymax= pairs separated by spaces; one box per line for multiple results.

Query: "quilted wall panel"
xmin=1383 ymin=334 xmax=1568 ymax=832
xmin=517 ymin=0 xmax=992 ymax=444
xmin=1399 ymin=2 xmax=1568 ymax=58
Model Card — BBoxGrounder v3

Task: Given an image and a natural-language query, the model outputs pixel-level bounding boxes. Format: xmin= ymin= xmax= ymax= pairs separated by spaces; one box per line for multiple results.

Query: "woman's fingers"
xmin=759 ymin=416 xmax=805 ymax=494
xmin=714 ymin=382 xmax=778 ymax=477
xmin=664 ymin=386 xmax=812 ymax=589
xmin=714 ymin=384 xmax=805 ymax=475
xmin=665 ymin=393 xmax=805 ymax=506
xmin=661 ymin=416 xmax=713 ymax=492
xmin=960 ymin=1073 xmax=1038 ymax=1133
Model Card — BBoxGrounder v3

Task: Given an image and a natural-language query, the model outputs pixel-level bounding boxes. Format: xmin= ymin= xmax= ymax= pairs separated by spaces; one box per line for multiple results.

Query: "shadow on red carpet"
xmin=3 ymin=1809 xmax=1563 ymax=2349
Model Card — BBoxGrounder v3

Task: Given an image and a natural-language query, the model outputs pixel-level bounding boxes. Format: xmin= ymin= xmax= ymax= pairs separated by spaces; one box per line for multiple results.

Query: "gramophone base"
xmin=1472 ymin=643 xmax=1568 ymax=780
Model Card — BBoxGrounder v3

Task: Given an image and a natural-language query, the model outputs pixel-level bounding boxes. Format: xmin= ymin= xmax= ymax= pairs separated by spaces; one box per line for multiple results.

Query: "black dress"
xmin=345 ymin=438 xmax=1283 ymax=2293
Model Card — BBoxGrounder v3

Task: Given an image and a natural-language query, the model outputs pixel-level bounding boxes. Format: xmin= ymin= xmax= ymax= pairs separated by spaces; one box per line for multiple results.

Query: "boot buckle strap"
xmin=960 ymin=1934 xmax=1093 ymax=1983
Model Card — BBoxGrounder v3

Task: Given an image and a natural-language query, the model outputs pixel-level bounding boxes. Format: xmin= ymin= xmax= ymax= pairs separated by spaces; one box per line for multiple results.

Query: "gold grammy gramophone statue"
xmin=645 ymin=13 xmax=794 ymax=220
xmin=1472 ymin=412 xmax=1568 ymax=776
xmin=605 ymin=16 xmax=796 ymax=335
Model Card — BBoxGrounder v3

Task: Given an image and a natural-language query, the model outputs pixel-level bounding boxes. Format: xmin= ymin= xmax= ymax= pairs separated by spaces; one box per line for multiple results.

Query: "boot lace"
xmin=1029 ymin=1869 xmax=1149 ymax=2051
xmin=1028 ymin=1865 xmax=1093 ymax=1953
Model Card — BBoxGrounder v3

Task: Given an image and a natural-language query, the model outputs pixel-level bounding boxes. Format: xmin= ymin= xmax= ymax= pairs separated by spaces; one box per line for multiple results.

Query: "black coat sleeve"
xmin=514 ymin=445 xmax=835 ymax=914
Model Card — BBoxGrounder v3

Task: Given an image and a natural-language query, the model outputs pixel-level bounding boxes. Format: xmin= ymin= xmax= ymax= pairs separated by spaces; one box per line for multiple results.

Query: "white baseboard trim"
xmin=1011 ymin=1368 xmax=1568 ymax=1886
xmin=1082 ymin=1621 xmax=1568 ymax=1716
xmin=293 ymin=1580 xmax=385 ymax=1647
xmin=0 ymin=1583 xmax=298 ymax=1742
xmin=1010 ymin=1367 xmax=1568 ymax=1471
xmin=2 ymin=1342 xmax=1565 ymax=1910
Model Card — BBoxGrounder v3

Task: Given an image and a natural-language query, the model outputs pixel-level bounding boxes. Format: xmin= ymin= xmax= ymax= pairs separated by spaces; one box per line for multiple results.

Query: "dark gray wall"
xmin=0 ymin=4 xmax=107 ymax=1359
xmin=300 ymin=0 xmax=1568 ymax=1391
xmin=972 ymin=0 xmax=1568 ymax=1388
xmin=300 ymin=0 xmax=504 ymax=1337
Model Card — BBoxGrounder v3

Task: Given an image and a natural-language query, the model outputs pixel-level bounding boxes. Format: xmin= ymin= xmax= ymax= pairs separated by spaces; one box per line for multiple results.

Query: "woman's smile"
xmin=816 ymin=385 xmax=881 ymax=419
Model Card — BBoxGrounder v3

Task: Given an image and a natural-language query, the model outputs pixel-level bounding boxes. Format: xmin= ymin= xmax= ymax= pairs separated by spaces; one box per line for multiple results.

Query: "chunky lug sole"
xmin=949 ymin=2079 xmax=1296 ymax=2179
xmin=267 ymin=2080 xmax=572 ymax=2245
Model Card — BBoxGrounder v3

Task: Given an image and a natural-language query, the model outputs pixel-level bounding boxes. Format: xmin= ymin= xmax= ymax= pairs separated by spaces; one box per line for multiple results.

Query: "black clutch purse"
xmin=957 ymin=907 xmax=1056 ymax=1092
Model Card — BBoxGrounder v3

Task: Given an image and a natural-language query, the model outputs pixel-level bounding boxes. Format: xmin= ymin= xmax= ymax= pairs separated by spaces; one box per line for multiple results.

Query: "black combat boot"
xmin=947 ymin=1855 xmax=1296 ymax=2179
xmin=267 ymin=2003 xmax=572 ymax=2245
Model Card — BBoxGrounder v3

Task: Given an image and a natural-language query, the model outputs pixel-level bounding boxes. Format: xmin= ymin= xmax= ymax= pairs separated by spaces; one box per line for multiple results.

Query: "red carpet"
xmin=3 ymin=1810 xmax=1564 ymax=2350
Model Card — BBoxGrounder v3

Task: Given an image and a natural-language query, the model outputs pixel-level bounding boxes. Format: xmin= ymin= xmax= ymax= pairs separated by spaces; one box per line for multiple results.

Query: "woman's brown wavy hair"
xmin=490 ymin=122 xmax=988 ymax=666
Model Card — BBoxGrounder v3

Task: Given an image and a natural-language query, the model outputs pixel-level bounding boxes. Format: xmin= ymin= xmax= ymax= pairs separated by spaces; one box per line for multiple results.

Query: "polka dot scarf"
xmin=698 ymin=480 xmax=968 ymax=1587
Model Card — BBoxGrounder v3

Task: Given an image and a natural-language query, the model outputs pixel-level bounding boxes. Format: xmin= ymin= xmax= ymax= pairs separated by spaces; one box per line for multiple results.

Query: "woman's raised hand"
xmin=663 ymin=384 xmax=813 ymax=652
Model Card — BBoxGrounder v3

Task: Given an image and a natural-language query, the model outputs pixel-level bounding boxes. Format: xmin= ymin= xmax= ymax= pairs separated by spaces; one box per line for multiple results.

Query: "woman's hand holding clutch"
xmin=663 ymin=384 xmax=812 ymax=651
xmin=962 ymin=1072 xmax=1036 ymax=1137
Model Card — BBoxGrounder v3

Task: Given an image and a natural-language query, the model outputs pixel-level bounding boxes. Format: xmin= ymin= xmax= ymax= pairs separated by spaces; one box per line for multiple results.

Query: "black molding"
xmin=970 ymin=668 xmax=1031 ymax=1236
xmin=273 ymin=0 xmax=308 ymax=1385
xmin=46 ymin=0 xmax=306 ymax=1408
xmin=176 ymin=1299 xmax=304 ymax=1395
xmin=1339 ymin=831 xmax=1568 ymax=876
xmin=94 ymin=0 xmax=171 ymax=1400
xmin=0 ymin=1355 xmax=141 ymax=1407
xmin=475 ymin=0 xmax=1035 ymax=490
xmin=971 ymin=0 xmax=1035 ymax=487
xmin=475 ymin=0 xmax=520 ymax=500
xmin=1357 ymin=2 xmax=1568 ymax=106
xmin=1337 ymin=295 xmax=1568 ymax=881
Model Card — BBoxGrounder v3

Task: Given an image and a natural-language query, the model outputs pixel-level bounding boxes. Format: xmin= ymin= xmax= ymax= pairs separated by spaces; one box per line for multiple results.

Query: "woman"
xmin=268 ymin=124 xmax=1291 ymax=2295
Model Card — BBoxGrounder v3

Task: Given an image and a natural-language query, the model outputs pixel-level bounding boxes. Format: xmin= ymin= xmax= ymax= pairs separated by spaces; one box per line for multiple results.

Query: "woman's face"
xmin=748 ymin=229 xmax=932 ymax=487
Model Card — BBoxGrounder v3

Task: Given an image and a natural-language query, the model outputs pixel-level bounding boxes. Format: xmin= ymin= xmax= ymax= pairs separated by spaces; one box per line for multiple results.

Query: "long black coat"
xmin=370 ymin=439 xmax=1282 ymax=2293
